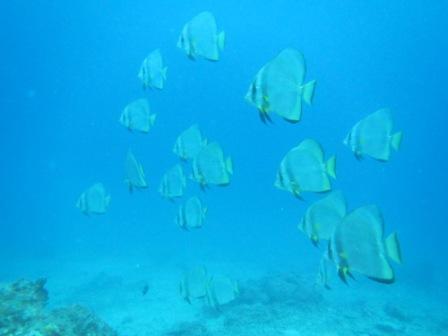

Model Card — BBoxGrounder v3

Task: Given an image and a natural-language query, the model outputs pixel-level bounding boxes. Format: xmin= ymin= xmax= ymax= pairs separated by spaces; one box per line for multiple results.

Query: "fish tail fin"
xmin=326 ymin=155 xmax=337 ymax=179
xmin=217 ymin=31 xmax=225 ymax=51
xmin=385 ymin=232 xmax=403 ymax=264
xmin=149 ymin=114 xmax=157 ymax=125
xmin=391 ymin=131 xmax=403 ymax=151
xmin=301 ymin=80 xmax=316 ymax=105
xmin=226 ymin=157 xmax=233 ymax=175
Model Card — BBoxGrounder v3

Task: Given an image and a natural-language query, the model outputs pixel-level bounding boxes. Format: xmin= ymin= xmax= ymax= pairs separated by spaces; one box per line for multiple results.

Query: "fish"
xmin=275 ymin=139 xmax=336 ymax=197
xmin=125 ymin=150 xmax=148 ymax=192
xmin=316 ymin=251 xmax=333 ymax=290
xmin=177 ymin=11 xmax=225 ymax=61
xmin=191 ymin=142 xmax=233 ymax=188
xmin=176 ymin=196 xmax=207 ymax=230
xmin=344 ymin=108 xmax=403 ymax=161
xmin=173 ymin=124 xmax=207 ymax=161
xmin=76 ymin=183 xmax=111 ymax=215
xmin=299 ymin=191 xmax=346 ymax=246
xmin=245 ymin=65 xmax=272 ymax=123
xmin=142 ymin=283 xmax=149 ymax=296
xmin=329 ymin=205 xmax=402 ymax=284
xmin=245 ymin=48 xmax=316 ymax=123
xmin=138 ymin=49 xmax=167 ymax=90
xmin=159 ymin=164 xmax=186 ymax=200
xmin=179 ymin=266 xmax=209 ymax=303
xmin=119 ymin=98 xmax=156 ymax=133
xmin=206 ymin=275 xmax=239 ymax=309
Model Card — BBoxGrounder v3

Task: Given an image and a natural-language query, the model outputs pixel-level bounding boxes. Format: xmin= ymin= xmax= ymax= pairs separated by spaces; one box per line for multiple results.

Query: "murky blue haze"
xmin=0 ymin=1 xmax=447 ymax=335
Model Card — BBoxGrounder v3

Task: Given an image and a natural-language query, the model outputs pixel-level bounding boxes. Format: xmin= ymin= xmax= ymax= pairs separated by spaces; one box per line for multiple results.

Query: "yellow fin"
xmin=385 ymin=232 xmax=402 ymax=264
xmin=217 ymin=31 xmax=225 ymax=51
xmin=326 ymin=155 xmax=337 ymax=179
xmin=302 ymin=80 xmax=316 ymax=105
xmin=391 ymin=131 xmax=403 ymax=151
xmin=226 ymin=157 xmax=233 ymax=175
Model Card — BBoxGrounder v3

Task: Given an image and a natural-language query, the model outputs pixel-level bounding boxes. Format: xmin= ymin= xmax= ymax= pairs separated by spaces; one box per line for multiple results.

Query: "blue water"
xmin=1 ymin=0 xmax=447 ymax=334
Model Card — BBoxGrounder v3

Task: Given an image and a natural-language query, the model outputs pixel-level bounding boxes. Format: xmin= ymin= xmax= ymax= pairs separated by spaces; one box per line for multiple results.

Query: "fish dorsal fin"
xmin=296 ymin=139 xmax=324 ymax=161
xmin=385 ymin=232 xmax=402 ymax=264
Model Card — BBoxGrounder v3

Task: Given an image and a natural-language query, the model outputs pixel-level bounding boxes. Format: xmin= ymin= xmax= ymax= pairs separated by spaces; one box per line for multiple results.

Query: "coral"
xmin=0 ymin=279 xmax=116 ymax=336
xmin=0 ymin=278 xmax=48 ymax=335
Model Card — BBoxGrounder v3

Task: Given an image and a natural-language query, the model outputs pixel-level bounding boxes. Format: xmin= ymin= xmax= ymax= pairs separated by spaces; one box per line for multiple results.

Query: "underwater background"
xmin=1 ymin=1 xmax=447 ymax=335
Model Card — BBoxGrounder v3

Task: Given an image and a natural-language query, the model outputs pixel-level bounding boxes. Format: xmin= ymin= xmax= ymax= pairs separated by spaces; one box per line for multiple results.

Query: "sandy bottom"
xmin=2 ymin=256 xmax=447 ymax=336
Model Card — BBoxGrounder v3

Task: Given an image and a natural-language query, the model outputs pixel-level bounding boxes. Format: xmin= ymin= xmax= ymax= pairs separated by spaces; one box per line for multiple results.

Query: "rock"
xmin=0 ymin=279 xmax=116 ymax=336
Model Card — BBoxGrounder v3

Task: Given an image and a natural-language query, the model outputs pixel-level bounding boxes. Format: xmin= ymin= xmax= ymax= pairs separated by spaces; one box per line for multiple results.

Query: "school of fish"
xmin=76 ymin=10 xmax=404 ymax=307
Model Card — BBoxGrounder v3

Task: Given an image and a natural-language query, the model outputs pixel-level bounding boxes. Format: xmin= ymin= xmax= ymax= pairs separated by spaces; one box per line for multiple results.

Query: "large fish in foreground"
xmin=192 ymin=142 xmax=233 ymax=188
xmin=245 ymin=48 xmax=316 ymax=123
xmin=159 ymin=164 xmax=186 ymax=200
xmin=329 ymin=205 xmax=402 ymax=284
xmin=344 ymin=108 xmax=403 ymax=161
xmin=177 ymin=11 xmax=225 ymax=61
xmin=125 ymin=150 xmax=148 ymax=192
xmin=275 ymin=139 xmax=336 ymax=197
xmin=119 ymin=98 xmax=156 ymax=133
xmin=76 ymin=183 xmax=111 ymax=215
xmin=299 ymin=191 xmax=346 ymax=246
xmin=138 ymin=49 xmax=167 ymax=90
xmin=173 ymin=124 xmax=207 ymax=161
xmin=177 ymin=196 xmax=207 ymax=230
